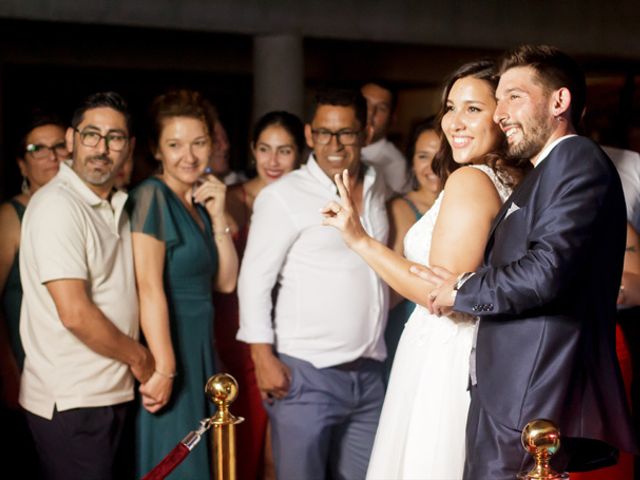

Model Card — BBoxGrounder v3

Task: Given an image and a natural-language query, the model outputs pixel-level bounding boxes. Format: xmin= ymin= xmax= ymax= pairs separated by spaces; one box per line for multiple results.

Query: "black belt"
xmin=332 ymin=357 xmax=376 ymax=371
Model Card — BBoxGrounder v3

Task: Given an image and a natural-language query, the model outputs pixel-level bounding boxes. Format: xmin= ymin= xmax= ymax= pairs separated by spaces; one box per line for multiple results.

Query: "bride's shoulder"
xmin=435 ymin=168 xmax=502 ymax=227
xmin=445 ymin=165 xmax=499 ymax=192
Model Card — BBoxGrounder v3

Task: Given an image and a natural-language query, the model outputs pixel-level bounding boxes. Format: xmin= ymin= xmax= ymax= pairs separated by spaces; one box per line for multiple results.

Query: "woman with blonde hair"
xmin=128 ymin=90 xmax=238 ymax=479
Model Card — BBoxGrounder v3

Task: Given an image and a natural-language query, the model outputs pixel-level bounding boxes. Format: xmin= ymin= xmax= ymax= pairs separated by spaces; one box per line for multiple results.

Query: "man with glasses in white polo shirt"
xmin=19 ymin=92 xmax=154 ymax=480
xmin=238 ymin=88 xmax=389 ymax=480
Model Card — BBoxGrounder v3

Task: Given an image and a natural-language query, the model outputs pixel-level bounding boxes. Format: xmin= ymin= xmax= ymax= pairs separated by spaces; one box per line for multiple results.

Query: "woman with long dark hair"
xmin=322 ymin=60 xmax=530 ymax=478
xmin=214 ymin=110 xmax=304 ymax=480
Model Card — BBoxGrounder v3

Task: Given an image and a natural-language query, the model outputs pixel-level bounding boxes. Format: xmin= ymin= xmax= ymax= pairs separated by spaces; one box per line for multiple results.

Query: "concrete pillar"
xmin=253 ymin=33 xmax=304 ymax=122
xmin=0 ymin=62 xmax=6 ymax=199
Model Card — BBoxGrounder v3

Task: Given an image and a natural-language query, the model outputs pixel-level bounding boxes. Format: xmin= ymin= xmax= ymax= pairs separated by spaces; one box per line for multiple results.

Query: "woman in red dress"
xmin=213 ymin=111 xmax=304 ymax=480
xmin=571 ymin=222 xmax=639 ymax=480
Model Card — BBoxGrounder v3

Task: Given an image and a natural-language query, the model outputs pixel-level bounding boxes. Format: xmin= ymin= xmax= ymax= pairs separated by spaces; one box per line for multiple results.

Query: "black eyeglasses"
xmin=75 ymin=128 xmax=129 ymax=152
xmin=311 ymin=129 xmax=361 ymax=146
xmin=26 ymin=142 xmax=69 ymax=159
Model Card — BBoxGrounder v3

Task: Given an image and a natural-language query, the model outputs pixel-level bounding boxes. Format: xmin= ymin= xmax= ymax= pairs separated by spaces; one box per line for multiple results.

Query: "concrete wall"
xmin=1 ymin=0 xmax=639 ymax=59
xmin=1 ymin=1 xmax=638 ymax=198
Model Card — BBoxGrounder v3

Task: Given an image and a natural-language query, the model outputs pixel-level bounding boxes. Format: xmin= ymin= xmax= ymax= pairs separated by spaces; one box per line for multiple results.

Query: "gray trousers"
xmin=265 ymin=353 xmax=385 ymax=480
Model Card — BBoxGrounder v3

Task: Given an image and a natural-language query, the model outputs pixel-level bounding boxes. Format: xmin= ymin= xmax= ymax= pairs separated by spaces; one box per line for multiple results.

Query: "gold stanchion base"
xmin=517 ymin=464 xmax=570 ymax=479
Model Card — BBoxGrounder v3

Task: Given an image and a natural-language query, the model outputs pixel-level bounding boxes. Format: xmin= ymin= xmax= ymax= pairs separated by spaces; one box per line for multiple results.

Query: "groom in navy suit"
xmin=422 ymin=45 xmax=638 ymax=479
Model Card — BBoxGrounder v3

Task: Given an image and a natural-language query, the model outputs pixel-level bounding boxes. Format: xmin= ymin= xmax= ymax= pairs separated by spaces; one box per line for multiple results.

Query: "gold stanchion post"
xmin=205 ymin=373 xmax=245 ymax=480
xmin=517 ymin=419 xmax=569 ymax=479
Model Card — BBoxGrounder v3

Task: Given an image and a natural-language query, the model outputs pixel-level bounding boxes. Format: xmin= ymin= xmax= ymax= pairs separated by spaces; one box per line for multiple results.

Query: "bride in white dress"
xmin=322 ymin=60 xmax=531 ymax=479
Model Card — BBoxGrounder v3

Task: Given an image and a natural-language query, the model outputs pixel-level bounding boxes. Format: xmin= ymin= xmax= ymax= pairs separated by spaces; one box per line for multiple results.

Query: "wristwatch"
xmin=454 ymin=272 xmax=475 ymax=292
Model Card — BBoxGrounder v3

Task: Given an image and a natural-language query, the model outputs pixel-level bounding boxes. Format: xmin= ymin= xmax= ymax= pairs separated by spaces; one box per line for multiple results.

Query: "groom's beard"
xmin=505 ymin=107 xmax=555 ymax=161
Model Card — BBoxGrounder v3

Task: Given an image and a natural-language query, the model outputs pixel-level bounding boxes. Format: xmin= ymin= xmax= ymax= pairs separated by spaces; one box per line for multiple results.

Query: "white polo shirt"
xmin=19 ymin=162 xmax=139 ymax=419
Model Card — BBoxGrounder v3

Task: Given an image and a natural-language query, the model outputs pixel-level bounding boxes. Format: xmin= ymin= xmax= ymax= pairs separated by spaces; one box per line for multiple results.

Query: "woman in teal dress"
xmin=128 ymin=90 xmax=238 ymax=479
xmin=384 ymin=119 xmax=441 ymax=380
xmin=0 ymin=112 xmax=67 ymax=479
xmin=0 ymin=112 xmax=67 ymax=380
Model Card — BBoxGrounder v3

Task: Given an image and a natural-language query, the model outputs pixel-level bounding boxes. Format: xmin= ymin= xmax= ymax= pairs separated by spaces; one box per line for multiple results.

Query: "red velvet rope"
xmin=141 ymin=443 xmax=190 ymax=480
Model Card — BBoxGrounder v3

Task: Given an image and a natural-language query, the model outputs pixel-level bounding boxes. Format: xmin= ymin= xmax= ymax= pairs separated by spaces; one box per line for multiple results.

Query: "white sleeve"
xmin=28 ymin=193 xmax=88 ymax=284
xmin=383 ymin=142 xmax=410 ymax=195
xmin=236 ymin=188 xmax=299 ymax=344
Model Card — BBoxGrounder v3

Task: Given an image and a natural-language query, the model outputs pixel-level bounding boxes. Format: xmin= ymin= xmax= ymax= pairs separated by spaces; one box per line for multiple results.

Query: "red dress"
xmin=570 ymin=323 xmax=634 ymax=480
xmin=213 ymin=186 xmax=269 ymax=480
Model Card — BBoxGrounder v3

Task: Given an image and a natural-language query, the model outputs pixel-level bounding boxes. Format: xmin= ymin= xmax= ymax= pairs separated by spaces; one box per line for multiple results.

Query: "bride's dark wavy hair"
xmin=431 ymin=60 xmax=531 ymax=187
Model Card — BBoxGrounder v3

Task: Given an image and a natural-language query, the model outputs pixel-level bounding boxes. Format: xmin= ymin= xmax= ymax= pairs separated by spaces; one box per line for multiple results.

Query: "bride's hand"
xmin=321 ymin=169 xmax=369 ymax=249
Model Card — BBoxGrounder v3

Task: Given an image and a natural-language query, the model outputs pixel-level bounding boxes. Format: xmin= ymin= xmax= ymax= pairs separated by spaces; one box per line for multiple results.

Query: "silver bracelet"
xmin=155 ymin=369 xmax=177 ymax=379
xmin=214 ymin=226 xmax=231 ymax=239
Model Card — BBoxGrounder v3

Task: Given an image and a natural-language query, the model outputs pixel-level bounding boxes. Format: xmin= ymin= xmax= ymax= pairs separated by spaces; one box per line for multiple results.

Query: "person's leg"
xmin=215 ymin=313 xmax=269 ymax=480
xmin=332 ymin=360 xmax=385 ymax=480
xmin=113 ymin=402 xmax=135 ymax=480
xmin=463 ymin=392 xmax=530 ymax=480
xmin=266 ymin=354 xmax=346 ymax=480
xmin=26 ymin=404 xmax=128 ymax=480
xmin=616 ymin=308 xmax=640 ymax=480
xmin=263 ymin=422 xmax=277 ymax=480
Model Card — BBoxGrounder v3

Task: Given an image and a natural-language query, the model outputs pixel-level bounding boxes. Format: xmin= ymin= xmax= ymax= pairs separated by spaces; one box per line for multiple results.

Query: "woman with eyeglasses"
xmin=0 ymin=111 xmax=68 ymax=479
xmin=0 ymin=111 xmax=69 ymax=379
xmin=127 ymin=90 xmax=238 ymax=479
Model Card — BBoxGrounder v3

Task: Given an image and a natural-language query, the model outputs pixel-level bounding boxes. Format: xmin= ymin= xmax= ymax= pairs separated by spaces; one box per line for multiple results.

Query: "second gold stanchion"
xmin=205 ymin=373 xmax=245 ymax=480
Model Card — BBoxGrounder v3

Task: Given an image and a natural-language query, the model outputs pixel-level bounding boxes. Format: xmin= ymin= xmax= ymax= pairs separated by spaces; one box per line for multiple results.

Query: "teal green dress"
xmin=384 ymin=196 xmax=423 ymax=383
xmin=128 ymin=177 xmax=218 ymax=480
xmin=1 ymin=199 xmax=26 ymax=370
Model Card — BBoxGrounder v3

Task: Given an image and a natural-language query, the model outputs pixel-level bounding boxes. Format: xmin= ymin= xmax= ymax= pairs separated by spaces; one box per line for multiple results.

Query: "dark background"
xmin=1 ymin=1 xmax=639 ymax=199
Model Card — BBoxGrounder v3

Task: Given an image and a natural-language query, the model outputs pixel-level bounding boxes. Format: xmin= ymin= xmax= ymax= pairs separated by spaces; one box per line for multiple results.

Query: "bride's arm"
xmin=428 ymin=167 xmax=502 ymax=275
xmin=322 ymin=168 xmax=501 ymax=307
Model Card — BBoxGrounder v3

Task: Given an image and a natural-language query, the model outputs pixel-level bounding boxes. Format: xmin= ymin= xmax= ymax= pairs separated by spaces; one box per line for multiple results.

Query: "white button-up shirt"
xmin=604 ymin=146 xmax=640 ymax=232
xmin=362 ymin=137 xmax=410 ymax=195
xmin=237 ymin=155 xmax=389 ymax=368
xmin=533 ymin=134 xmax=577 ymax=167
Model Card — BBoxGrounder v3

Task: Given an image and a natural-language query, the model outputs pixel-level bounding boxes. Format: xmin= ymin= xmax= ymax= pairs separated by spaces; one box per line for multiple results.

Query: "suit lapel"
xmin=484 ymin=165 xmax=542 ymax=260
xmin=487 ymin=196 xmax=512 ymax=241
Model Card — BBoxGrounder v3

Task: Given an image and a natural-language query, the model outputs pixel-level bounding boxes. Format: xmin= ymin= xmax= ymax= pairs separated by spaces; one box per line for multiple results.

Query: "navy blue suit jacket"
xmin=455 ymin=136 xmax=637 ymax=457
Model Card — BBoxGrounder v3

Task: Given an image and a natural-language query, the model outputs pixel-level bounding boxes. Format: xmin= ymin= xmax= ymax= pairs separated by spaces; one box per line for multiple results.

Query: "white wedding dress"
xmin=367 ymin=165 xmax=512 ymax=480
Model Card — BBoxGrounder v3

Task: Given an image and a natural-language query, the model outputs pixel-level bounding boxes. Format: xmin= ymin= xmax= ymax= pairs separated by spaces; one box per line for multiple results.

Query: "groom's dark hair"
xmin=499 ymin=45 xmax=586 ymax=128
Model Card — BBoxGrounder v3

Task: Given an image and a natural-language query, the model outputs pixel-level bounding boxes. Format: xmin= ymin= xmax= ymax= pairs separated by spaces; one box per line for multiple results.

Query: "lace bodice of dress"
xmin=403 ymin=164 xmax=512 ymax=265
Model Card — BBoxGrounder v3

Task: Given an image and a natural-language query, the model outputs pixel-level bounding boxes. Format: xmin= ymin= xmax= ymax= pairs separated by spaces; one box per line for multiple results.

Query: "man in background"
xmin=361 ymin=81 xmax=410 ymax=194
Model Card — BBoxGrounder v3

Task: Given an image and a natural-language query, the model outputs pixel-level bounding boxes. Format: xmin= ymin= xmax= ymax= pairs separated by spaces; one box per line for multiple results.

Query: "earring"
xmin=21 ymin=176 xmax=30 ymax=195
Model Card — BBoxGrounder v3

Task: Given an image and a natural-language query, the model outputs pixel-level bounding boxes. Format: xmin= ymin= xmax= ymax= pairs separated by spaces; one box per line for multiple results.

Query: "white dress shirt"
xmin=361 ymin=137 xmax=409 ymax=195
xmin=603 ymin=146 xmax=640 ymax=232
xmin=237 ymin=154 xmax=389 ymax=368
xmin=533 ymin=134 xmax=577 ymax=167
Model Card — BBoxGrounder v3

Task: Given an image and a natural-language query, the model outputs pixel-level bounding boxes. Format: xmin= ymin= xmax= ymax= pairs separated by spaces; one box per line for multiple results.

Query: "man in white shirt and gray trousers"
xmin=237 ymin=88 xmax=389 ymax=480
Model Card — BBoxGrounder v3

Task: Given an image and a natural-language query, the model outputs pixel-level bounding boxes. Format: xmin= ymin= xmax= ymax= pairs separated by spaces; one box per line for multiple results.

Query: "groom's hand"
xmin=409 ymin=264 xmax=456 ymax=314
xmin=429 ymin=275 xmax=458 ymax=316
